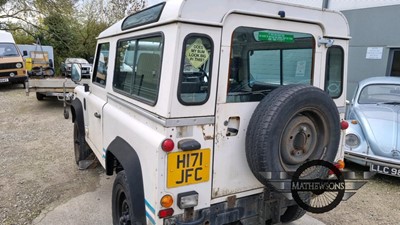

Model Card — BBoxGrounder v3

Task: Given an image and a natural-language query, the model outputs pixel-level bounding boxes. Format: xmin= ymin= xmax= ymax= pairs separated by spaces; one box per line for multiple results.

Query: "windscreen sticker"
xmin=258 ymin=32 xmax=294 ymax=43
xmin=185 ymin=38 xmax=209 ymax=69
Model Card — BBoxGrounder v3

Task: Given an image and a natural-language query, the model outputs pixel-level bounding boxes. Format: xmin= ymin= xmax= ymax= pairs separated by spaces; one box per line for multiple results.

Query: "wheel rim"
xmin=280 ymin=109 xmax=328 ymax=171
xmin=73 ymin=124 xmax=80 ymax=163
xmin=117 ymin=190 xmax=131 ymax=225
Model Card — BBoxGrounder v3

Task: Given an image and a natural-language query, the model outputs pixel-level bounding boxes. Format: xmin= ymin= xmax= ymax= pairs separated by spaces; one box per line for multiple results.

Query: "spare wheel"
xmin=245 ymin=84 xmax=340 ymax=186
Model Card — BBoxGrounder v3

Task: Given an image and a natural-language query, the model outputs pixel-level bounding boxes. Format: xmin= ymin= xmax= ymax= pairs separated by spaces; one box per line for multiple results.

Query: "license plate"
xmin=370 ymin=164 xmax=400 ymax=177
xmin=167 ymin=149 xmax=210 ymax=188
xmin=0 ymin=78 xmax=9 ymax=83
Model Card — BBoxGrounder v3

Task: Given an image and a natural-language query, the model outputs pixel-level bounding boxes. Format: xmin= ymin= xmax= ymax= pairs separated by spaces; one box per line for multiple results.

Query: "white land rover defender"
xmin=68 ymin=0 xmax=350 ymax=224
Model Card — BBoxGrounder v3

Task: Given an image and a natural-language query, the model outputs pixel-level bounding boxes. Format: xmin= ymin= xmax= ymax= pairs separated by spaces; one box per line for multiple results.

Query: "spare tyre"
xmin=245 ymin=84 xmax=340 ymax=187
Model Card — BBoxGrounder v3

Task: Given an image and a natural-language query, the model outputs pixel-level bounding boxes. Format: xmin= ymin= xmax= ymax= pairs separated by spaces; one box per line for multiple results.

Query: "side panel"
xmin=103 ymin=95 xmax=166 ymax=224
xmin=169 ymin=24 xmax=221 ymax=118
xmin=324 ymin=39 xmax=349 ymax=161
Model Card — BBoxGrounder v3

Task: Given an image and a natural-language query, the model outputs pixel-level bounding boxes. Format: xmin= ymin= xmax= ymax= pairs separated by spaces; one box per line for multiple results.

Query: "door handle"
xmin=94 ymin=112 xmax=101 ymax=118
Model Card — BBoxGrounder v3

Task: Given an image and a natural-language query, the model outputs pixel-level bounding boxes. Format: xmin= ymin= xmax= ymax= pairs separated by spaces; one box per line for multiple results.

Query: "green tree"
xmin=1 ymin=0 xmax=147 ymax=74
xmin=41 ymin=12 xmax=78 ymax=73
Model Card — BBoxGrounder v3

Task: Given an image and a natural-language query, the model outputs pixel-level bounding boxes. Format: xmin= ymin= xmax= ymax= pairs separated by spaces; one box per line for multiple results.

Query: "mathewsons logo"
xmin=262 ymin=159 xmax=369 ymax=214
xmin=291 ymin=160 xmax=346 ymax=213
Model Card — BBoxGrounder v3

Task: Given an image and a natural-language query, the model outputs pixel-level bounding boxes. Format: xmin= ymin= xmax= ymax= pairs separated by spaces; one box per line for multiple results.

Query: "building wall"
xmin=274 ymin=0 xmax=400 ymax=10
xmin=342 ymin=5 xmax=400 ymax=98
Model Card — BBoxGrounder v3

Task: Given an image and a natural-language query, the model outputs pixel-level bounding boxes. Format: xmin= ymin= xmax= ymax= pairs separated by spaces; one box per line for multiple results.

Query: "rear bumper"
xmin=345 ymin=150 xmax=400 ymax=169
xmin=163 ymin=192 xmax=296 ymax=225
xmin=0 ymin=75 xmax=27 ymax=84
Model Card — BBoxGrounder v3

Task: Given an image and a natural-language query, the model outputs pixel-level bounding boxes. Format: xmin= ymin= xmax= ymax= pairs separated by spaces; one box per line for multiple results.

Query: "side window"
xmin=113 ymin=35 xmax=163 ymax=105
xmin=325 ymin=46 xmax=344 ymax=98
xmin=228 ymin=27 xmax=314 ymax=102
xmin=92 ymin=43 xmax=110 ymax=86
xmin=178 ymin=35 xmax=213 ymax=105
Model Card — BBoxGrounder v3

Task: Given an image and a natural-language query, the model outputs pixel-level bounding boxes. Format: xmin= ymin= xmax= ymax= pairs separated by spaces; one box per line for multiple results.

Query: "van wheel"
xmin=112 ymin=171 xmax=134 ymax=225
xmin=36 ymin=93 xmax=45 ymax=101
xmin=245 ymin=85 xmax=340 ymax=187
xmin=73 ymin=121 xmax=91 ymax=165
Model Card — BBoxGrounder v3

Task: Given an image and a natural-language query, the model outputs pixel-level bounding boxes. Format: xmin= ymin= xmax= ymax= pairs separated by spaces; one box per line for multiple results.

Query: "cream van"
xmin=0 ymin=30 xmax=26 ymax=87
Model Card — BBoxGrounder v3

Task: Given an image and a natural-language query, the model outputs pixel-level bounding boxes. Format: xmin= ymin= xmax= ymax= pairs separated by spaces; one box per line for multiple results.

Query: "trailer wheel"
xmin=112 ymin=171 xmax=134 ymax=225
xmin=64 ymin=108 xmax=70 ymax=119
xmin=36 ymin=92 xmax=45 ymax=101
xmin=246 ymin=85 xmax=340 ymax=187
xmin=73 ymin=121 xmax=91 ymax=165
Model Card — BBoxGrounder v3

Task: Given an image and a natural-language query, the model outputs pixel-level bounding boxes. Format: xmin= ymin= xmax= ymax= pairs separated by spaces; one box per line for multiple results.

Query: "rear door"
xmin=212 ymin=14 xmax=324 ymax=198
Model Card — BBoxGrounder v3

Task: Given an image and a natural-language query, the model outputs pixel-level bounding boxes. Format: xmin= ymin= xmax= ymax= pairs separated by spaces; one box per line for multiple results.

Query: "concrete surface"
xmin=32 ymin=173 xmax=113 ymax=225
xmin=32 ymin=174 xmax=324 ymax=225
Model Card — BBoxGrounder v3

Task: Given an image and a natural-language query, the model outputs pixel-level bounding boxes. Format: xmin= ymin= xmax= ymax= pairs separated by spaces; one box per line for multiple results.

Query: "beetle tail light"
xmin=341 ymin=120 xmax=349 ymax=130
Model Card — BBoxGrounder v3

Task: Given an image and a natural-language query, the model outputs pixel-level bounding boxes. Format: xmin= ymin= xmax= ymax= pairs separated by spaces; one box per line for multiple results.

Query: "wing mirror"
xmin=70 ymin=63 xmax=89 ymax=92
xmin=71 ymin=63 xmax=82 ymax=82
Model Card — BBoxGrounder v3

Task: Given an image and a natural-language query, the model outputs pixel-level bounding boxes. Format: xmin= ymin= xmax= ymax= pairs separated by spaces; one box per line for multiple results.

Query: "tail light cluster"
xmin=161 ymin=139 xmax=174 ymax=152
xmin=158 ymin=192 xmax=199 ymax=219
xmin=328 ymin=159 xmax=345 ymax=175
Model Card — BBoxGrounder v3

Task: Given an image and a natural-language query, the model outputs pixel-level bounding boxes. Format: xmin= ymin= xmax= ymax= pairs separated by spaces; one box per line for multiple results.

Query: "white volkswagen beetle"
xmin=345 ymin=76 xmax=400 ymax=177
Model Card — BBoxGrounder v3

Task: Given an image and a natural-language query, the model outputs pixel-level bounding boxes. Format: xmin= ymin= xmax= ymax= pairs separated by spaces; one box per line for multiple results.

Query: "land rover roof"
xmin=98 ymin=0 xmax=350 ymax=39
xmin=0 ymin=30 xmax=16 ymax=43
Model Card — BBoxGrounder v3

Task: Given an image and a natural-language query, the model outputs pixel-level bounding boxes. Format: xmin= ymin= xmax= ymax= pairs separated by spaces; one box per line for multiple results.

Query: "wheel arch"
xmin=71 ymin=98 xmax=83 ymax=123
xmin=106 ymin=136 xmax=146 ymax=224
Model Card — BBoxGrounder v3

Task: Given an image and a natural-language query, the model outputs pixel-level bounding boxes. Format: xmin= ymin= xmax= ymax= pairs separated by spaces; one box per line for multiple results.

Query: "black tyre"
xmin=281 ymin=205 xmax=306 ymax=223
xmin=64 ymin=108 xmax=70 ymax=119
xmin=73 ymin=121 xmax=91 ymax=165
xmin=246 ymin=85 xmax=340 ymax=186
xmin=43 ymin=67 xmax=55 ymax=76
xmin=36 ymin=92 xmax=45 ymax=101
xmin=112 ymin=171 xmax=134 ymax=225
xmin=31 ymin=67 xmax=42 ymax=76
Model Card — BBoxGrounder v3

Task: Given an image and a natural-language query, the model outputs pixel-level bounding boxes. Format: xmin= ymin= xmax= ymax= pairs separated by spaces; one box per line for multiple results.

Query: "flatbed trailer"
xmin=25 ymin=77 xmax=89 ymax=119
xmin=25 ymin=77 xmax=89 ymax=99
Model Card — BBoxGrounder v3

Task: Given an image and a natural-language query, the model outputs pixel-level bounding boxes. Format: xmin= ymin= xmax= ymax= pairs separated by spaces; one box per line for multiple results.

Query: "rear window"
xmin=178 ymin=35 xmax=213 ymax=105
xmin=325 ymin=46 xmax=344 ymax=98
xmin=227 ymin=27 xmax=315 ymax=102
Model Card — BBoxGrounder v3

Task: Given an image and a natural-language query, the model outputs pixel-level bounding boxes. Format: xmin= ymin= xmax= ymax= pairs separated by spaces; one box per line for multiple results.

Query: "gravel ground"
xmin=0 ymin=84 xmax=101 ymax=225
xmin=313 ymin=162 xmax=400 ymax=224
xmin=1 ymin=84 xmax=400 ymax=225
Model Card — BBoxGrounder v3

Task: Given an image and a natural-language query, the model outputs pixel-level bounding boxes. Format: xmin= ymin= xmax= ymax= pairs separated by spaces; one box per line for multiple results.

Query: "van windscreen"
xmin=0 ymin=43 xmax=20 ymax=57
